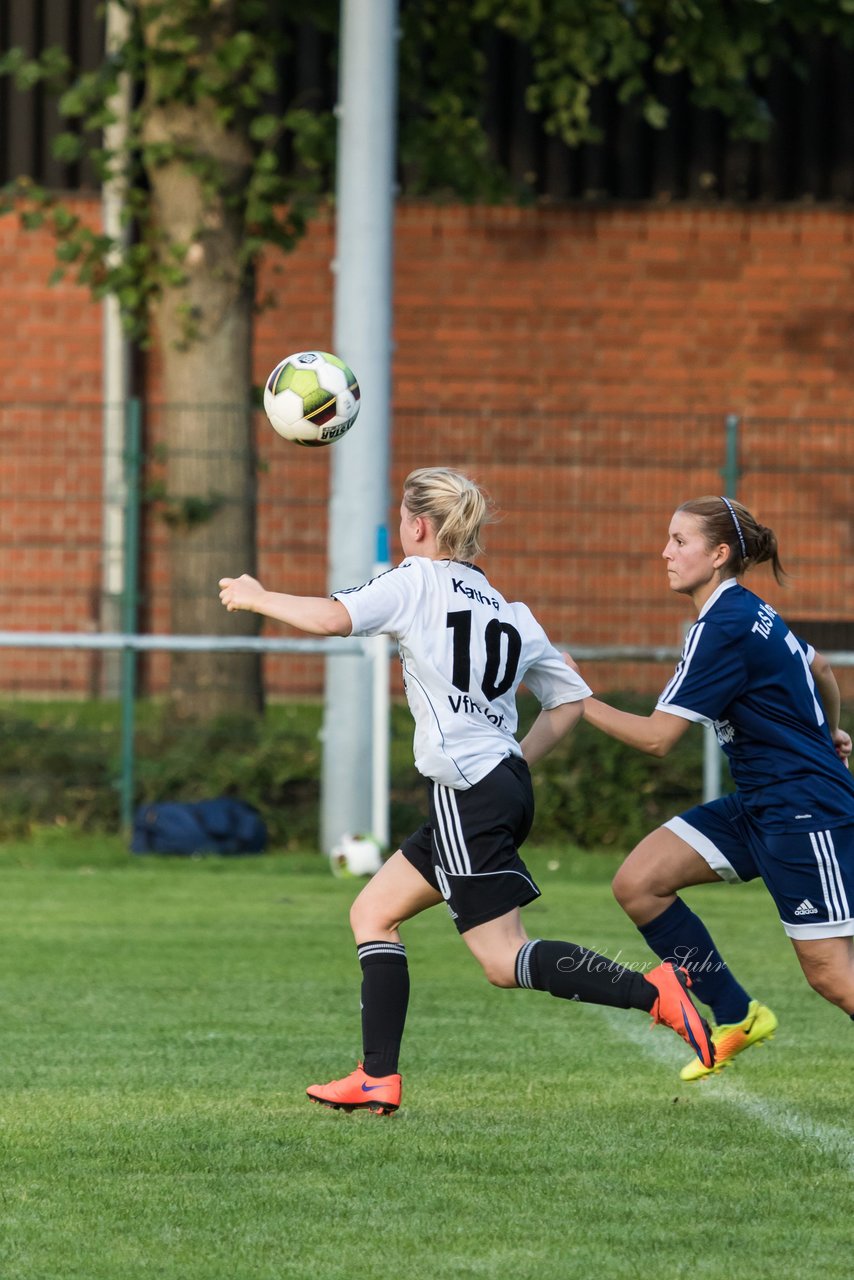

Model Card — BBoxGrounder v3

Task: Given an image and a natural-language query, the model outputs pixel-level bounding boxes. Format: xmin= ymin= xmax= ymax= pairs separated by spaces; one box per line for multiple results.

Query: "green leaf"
xmin=16 ymin=63 xmax=46 ymax=92
xmin=55 ymin=240 xmax=82 ymax=263
xmin=643 ymin=98 xmax=670 ymax=130
xmin=216 ymin=31 xmax=256 ymax=73
xmin=0 ymin=49 xmax=26 ymax=76
xmin=248 ymin=114 xmax=279 ymax=143
xmin=52 ymin=133 xmax=84 ymax=163
xmin=51 ymin=205 xmax=78 ymax=233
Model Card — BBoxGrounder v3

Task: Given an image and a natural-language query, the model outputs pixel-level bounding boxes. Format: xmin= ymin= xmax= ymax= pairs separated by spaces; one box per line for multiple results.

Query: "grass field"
xmin=1 ymin=833 xmax=852 ymax=1279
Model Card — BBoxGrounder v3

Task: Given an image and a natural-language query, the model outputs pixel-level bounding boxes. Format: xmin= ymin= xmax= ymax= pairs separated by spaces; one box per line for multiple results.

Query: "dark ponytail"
xmin=677 ymin=496 xmax=786 ymax=584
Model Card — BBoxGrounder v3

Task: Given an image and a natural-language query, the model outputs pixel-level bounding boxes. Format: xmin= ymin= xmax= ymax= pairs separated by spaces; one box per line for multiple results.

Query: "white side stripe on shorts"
xmin=809 ymin=829 xmax=851 ymax=922
xmin=432 ymin=783 xmax=472 ymax=877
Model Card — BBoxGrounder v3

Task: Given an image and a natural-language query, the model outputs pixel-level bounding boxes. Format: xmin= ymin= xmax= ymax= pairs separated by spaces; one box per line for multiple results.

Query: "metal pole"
xmin=119 ymin=398 xmax=142 ymax=834
xmin=100 ymin=0 xmax=133 ymax=695
xmin=703 ymin=413 xmax=742 ymax=803
xmin=722 ymin=413 xmax=740 ymax=499
xmin=703 ymin=725 xmax=722 ymax=804
xmin=322 ymin=0 xmax=399 ymax=853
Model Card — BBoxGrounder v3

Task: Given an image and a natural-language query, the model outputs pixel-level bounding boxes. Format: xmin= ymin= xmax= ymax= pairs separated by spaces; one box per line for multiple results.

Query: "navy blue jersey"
xmin=657 ymin=579 xmax=854 ymax=833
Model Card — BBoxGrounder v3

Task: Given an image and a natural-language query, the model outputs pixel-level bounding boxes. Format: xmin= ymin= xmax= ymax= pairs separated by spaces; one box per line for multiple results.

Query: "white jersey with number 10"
xmin=334 ymin=556 xmax=590 ymax=790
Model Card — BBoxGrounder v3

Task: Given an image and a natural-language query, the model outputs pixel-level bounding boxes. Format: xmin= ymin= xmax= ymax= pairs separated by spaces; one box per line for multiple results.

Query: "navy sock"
xmin=638 ymin=898 xmax=751 ymax=1025
xmin=516 ymin=939 xmax=655 ymax=1011
xmin=357 ymin=941 xmax=409 ymax=1077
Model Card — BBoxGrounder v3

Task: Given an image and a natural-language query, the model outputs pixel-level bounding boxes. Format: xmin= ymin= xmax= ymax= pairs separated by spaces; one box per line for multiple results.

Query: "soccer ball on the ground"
xmin=263 ymin=350 xmax=360 ymax=447
xmin=330 ymin=833 xmax=384 ymax=878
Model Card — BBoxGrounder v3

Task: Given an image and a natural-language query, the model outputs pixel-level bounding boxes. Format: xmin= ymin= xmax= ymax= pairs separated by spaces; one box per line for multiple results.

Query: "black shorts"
xmin=401 ymin=755 xmax=540 ymax=933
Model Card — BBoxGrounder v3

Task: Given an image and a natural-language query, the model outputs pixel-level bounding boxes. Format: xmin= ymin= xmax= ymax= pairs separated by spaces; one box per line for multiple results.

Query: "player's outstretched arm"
xmin=810 ymin=650 xmax=852 ymax=764
xmin=218 ymin=574 xmax=352 ymax=636
xmin=583 ymin=697 xmax=690 ymax=757
xmin=520 ymin=701 xmax=584 ymax=767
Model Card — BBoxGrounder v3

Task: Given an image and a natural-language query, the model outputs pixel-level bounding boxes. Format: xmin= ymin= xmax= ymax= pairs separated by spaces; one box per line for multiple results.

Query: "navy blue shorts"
xmin=666 ymin=793 xmax=854 ymax=940
xmin=401 ymin=755 xmax=539 ymax=934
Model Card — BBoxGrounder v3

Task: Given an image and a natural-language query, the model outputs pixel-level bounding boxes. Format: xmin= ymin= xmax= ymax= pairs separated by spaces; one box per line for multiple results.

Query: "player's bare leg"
xmin=349 ymin=849 xmax=443 ymax=943
xmin=790 ymin=935 xmax=854 ymax=1014
xmin=612 ymin=826 xmax=724 ymax=925
xmin=461 ymin=907 xmax=529 ymax=986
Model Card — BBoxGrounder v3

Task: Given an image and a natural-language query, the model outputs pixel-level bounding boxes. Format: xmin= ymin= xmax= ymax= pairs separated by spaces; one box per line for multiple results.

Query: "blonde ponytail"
xmin=402 ymin=468 xmax=494 ymax=561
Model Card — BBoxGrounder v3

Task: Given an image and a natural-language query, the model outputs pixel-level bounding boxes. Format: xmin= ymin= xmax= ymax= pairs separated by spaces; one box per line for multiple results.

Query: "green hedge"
xmin=0 ymin=695 xmax=721 ymax=850
xmin=522 ymin=695 xmax=712 ymax=848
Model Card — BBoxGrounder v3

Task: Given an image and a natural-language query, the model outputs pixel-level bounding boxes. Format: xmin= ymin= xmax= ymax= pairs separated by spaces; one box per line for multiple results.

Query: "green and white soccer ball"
xmin=263 ymin=350 xmax=360 ymax=447
xmin=330 ymin=833 xmax=384 ymax=878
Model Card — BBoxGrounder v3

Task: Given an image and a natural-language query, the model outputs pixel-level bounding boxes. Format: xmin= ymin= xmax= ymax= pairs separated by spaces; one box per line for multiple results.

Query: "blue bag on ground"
xmin=130 ymin=798 xmax=267 ymax=855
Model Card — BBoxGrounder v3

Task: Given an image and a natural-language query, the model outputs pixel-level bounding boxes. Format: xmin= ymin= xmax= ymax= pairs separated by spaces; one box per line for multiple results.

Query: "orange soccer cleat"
xmin=306 ymin=1063 xmax=402 ymax=1115
xmin=646 ymin=962 xmax=716 ymax=1070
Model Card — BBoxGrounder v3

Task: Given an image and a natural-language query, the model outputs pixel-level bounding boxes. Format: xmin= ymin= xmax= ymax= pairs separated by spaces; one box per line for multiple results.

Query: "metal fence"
xmin=1 ymin=403 xmax=853 ymax=699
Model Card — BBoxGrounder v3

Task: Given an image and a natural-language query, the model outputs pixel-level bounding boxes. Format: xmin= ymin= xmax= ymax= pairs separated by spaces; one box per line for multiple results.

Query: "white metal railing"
xmin=0 ymin=632 xmax=369 ymax=654
xmin=2 ymin=632 xmax=853 ymax=842
xmin=0 ymin=631 xmax=385 ymax=840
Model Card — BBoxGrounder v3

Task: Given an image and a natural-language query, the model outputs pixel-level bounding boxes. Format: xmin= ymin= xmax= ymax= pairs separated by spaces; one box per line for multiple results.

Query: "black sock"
xmin=357 ymin=941 xmax=410 ymax=1077
xmin=516 ymin=939 xmax=655 ymax=1011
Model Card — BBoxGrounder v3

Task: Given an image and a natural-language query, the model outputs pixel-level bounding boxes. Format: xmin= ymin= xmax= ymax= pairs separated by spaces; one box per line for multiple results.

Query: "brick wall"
xmin=385 ymin=204 xmax=854 ymax=417
xmin=10 ymin=202 xmax=852 ymax=414
xmin=0 ymin=199 xmax=103 ymax=402
xmin=2 ymin=200 xmax=853 ymax=697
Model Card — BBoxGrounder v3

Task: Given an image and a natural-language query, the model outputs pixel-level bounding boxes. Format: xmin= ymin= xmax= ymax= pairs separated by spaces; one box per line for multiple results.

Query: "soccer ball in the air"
xmin=330 ymin=833 xmax=384 ymax=878
xmin=263 ymin=350 xmax=360 ymax=447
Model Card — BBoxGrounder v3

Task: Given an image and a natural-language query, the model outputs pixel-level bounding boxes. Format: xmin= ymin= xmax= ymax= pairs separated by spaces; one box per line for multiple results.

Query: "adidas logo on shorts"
xmin=794 ymin=898 xmax=820 ymax=917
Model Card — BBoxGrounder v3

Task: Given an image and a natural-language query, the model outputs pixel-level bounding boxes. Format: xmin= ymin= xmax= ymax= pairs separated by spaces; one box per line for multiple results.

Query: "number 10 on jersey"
xmin=446 ymin=611 xmax=522 ymax=701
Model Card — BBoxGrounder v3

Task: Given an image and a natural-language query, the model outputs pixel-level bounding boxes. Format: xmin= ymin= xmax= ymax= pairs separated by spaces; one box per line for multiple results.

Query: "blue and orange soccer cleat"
xmin=646 ymin=962 xmax=716 ymax=1070
xmin=306 ymin=1063 xmax=401 ymax=1115
xmin=679 ymin=1000 xmax=778 ymax=1082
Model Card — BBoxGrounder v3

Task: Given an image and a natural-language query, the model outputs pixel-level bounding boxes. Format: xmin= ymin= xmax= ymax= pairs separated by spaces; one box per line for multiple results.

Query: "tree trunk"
xmin=142 ymin=91 xmax=262 ymax=720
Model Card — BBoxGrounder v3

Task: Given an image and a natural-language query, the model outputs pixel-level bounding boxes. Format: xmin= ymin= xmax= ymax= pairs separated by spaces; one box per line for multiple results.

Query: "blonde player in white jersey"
xmin=219 ymin=468 xmax=714 ymax=1114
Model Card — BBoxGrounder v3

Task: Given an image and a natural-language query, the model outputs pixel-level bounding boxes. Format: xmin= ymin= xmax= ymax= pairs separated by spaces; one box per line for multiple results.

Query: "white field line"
xmin=595 ymin=1005 xmax=854 ymax=1177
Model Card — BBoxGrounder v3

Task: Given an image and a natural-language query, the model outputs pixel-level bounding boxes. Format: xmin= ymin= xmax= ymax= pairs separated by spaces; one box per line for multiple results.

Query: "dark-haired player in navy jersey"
xmin=219 ymin=467 xmax=715 ymax=1113
xmin=584 ymin=495 xmax=854 ymax=1080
